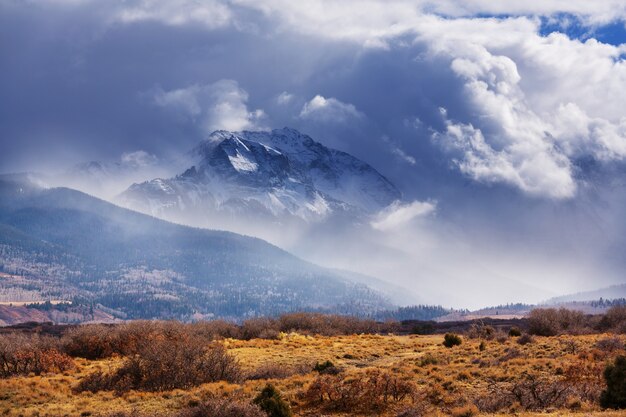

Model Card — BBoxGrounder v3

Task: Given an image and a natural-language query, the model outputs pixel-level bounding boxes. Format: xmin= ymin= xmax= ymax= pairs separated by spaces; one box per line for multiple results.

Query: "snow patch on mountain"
xmin=117 ymin=128 xmax=401 ymax=225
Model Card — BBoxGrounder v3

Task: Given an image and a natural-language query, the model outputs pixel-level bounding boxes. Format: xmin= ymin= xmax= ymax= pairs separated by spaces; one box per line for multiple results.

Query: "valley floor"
xmin=1 ymin=332 xmax=625 ymax=416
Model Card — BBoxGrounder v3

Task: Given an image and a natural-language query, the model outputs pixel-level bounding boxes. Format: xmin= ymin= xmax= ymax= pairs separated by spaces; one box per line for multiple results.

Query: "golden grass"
xmin=1 ymin=332 xmax=624 ymax=416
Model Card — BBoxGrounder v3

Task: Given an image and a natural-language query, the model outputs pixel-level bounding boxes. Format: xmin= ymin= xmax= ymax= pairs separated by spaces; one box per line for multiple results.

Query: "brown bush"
xmin=62 ymin=324 xmax=121 ymax=359
xmin=100 ymin=397 xmax=264 ymax=417
xmin=450 ymin=404 xmax=479 ymax=417
xmin=278 ymin=313 xmax=382 ymax=336
xmin=527 ymin=308 xmax=587 ymax=336
xmin=0 ymin=333 xmax=73 ymax=377
xmin=75 ymin=336 xmax=241 ymax=393
xmin=248 ymin=362 xmax=311 ymax=380
xmin=63 ymin=320 xmax=248 ymax=360
xmin=595 ymin=336 xmax=624 ymax=352
xmin=190 ymin=320 xmax=241 ymax=339
xmin=242 ymin=318 xmax=280 ymax=340
xmin=395 ymin=403 xmax=431 ymax=417
xmin=598 ymin=306 xmax=626 ymax=333
xmin=466 ymin=321 xmax=495 ymax=340
xmin=303 ymin=370 xmax=415 ymax=412
xmin=562 ymin=360 xmax=604 ymax=403
xmin=174 ymin=398 xmax=264 ymax=417
xmin=510 ymin=373 xmax=572 ymax=410
xmin=517 ymin=334 xmax=534 ymax=345
xmin=475 ymin=373 xmax=574 ymax=412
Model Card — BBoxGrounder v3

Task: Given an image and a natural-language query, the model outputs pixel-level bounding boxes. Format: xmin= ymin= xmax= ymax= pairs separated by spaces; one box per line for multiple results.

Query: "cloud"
xmin=112 ymin=0 xmax=233 ymax=29
xmin=299 ymin=95 xmax=364 ymax=123
xmin=381 ymin=135 xmax=416 ymax=165
xmin=233 ymin=1 xmax=626 ymax=45
xmin=391 ymin=147 xmax=417 ymax=165
xmin=120 ymin=150 xmax=158 ymax=168
xmin=276 ymin=91 xmax=294 ymax=105
xmin=420 ymin=18 xmax=626 ymax=198
xmin=152 ymin=80 xmax=267 ymax=132
xmin=371 ymin=200 xmax=436 ymax=231
xmin=433 ymin=118 xmax=576 ymax=199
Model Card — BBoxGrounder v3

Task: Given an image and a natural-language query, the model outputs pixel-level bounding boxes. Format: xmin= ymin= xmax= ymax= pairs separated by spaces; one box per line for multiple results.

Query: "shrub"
xmin=303 ymin=370 xmax=415 ymax=412
xmin=467 ymin=322 xmax=495 ymax=340
xmin=508 ymin=327 xmax=522 ymax=337
xmin=419 ymin=354 xmax=439 ymax=366
xmin=411 ymin=323 xmax=435 ymax=335
xmin=595 ymin=337 xmax=624 ymax=353
xmin=527 ymin=308 xmax=586 ymax=336
xmin=527 ymin=309 xmax=560 ymax=336
xmin=511 ymin=373 xmax=571 ymax=410
xmin=100 ymin=398 xmax=264 ymax=417
xmin=278 ymin=313 xmax=381 ymax=336
xmin=600 ymin=356 xmax=626 ymax=409
xmin=253 ymin=384 xmax=292 ymax=417
xmin=0 ymin=334 xmax=74 ymax=377
xmin=450 ymin=404 xmax=479 ymax=417
xmin=498 ymin=347 xmax=522 ymax=362
xmin=242 ymin=318 xmax=280 ymax=340
xmin=63 ymin=324 xmax=129 ymax=359
xmin=63 ymin=320 xmax=242 ymax=360
xmin=248 ymin=363 xmax=297 ymax=380
xmin=395 ymin=403 xmax=430 ymax=417
xmin=313 ymin=360 xmax=336 ymax=374
xmin=517 ymin=334 xmax=534 ymax=345
xmin=75 ymin=337 xmax=240 ymax=393
xmin=599 ymin=306 xmax=626 ymax=333
xmin=443 ymin=333 xmax=462 ymax=348
xmin=177 ymin=399 xmax=264 ymax=417
xmin=190 ymin=320 xmax=241 ymax=340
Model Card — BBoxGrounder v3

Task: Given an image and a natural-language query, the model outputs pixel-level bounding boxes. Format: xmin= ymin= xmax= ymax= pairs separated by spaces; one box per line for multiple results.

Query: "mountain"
xmin=117 ymin=128 xmax=401 ymax=226
xmin=0 ymin=175 xmax=391 ymax=321
xmin=47 ymin=151 xmax=175 ymax=201
xmin=545 ymin=284 xmax=626 ymax=304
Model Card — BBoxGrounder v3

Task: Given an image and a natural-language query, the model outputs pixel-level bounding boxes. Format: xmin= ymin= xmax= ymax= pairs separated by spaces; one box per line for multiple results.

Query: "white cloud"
xmin=276 ymin=91 xmax=294 ymax=105
xmin=391 ymin=147 xmax=416 ymax=166
xmin=433 ymin=119 xmax=576 ymax=199
xmin=113 ymin=0 xmax=233 ymax=29
xmin=421 ymin=18 xmax=626 ymax=198
xmin=47 ymin=1 xmax=626 ymax=40
xmin=299 ymin=95 xmax=364 ymax=123
xmin=120 ymin=150 xmax=158 ymax=168
xmin=152 ymin=79 xmax=267 ymax=132
xmin=371 ymin=200 xmax=436 ymax=231
xmin=234 ymin=1 xmax=626 ymax=45
xmin=382 ymin=135 xmax=417 ymax=165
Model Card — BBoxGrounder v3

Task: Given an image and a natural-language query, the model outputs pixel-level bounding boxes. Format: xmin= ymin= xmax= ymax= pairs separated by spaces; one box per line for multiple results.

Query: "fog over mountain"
xmin=1 ymin=1 xmax=625 ymax=309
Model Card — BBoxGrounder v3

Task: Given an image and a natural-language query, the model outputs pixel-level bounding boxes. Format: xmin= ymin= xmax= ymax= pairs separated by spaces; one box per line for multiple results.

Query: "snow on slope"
xmin=117 ymin=128 xmax=401 ymax=224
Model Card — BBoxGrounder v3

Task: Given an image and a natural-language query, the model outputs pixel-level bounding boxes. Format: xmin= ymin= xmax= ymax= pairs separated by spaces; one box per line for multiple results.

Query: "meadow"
xmin=1 ymin=309 xmax=626 ymax=417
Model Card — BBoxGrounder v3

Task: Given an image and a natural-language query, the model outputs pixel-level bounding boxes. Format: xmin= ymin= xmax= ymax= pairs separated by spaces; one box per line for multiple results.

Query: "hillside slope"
xmin=0 ymin=175 xmax=389 ymax=320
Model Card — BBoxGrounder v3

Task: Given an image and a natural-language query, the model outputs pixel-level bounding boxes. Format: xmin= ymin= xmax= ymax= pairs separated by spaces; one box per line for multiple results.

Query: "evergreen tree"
xmin=601 ymin=355 xmax=626 ymax=409
xmin=253 ymin=384 xmax=292 ymax=417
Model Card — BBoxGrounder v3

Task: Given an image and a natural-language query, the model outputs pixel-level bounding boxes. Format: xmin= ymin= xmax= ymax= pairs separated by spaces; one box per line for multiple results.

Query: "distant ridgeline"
xmin=374 ymin=305 xmax=455 ymax=322
xmin=586 ymin=298 xmax=626 ymax=308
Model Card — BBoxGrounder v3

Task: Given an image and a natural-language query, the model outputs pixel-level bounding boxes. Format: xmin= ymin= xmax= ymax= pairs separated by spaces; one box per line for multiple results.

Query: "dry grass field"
xmin=1 ymin=323 xmax=625 ymax=417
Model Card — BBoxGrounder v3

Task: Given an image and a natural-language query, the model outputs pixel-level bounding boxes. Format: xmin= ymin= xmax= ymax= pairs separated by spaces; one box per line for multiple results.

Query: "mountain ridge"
xmin=0 ymin=175 xmax=392 ymax=320
xmin=117 ymin=128 xmax=401 ymax=225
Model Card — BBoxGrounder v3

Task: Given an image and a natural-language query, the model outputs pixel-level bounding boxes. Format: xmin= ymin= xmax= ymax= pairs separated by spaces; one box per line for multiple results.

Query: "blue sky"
xmin=1 ymin=1 xmax=625 ymax=306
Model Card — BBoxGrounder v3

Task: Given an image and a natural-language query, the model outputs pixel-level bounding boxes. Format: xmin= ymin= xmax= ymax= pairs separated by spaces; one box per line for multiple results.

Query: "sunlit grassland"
xmin=1 ymin=332 xmax=625 ymax=416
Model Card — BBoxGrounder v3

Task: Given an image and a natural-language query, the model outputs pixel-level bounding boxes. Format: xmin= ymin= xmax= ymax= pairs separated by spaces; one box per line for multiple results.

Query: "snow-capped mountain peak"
xmin=117 ymin=128 xmax=401 ymax=226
